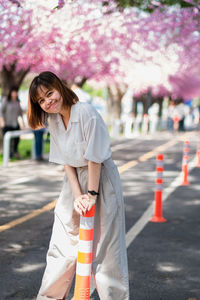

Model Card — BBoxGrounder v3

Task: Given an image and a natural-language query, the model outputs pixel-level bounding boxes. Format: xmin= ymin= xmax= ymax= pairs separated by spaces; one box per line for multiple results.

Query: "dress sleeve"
xmin=83 ymin=115 xmax=111 ymax=163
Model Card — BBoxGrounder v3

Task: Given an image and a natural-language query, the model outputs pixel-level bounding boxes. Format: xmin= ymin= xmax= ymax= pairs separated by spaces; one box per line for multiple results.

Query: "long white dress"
xmin=36 ymin=101 xmax=129 ymax=300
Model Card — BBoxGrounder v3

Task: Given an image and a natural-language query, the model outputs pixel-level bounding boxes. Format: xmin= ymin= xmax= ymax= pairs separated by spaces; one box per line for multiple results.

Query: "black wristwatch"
xmin=88 ymin=190 xmax=99 ymax=196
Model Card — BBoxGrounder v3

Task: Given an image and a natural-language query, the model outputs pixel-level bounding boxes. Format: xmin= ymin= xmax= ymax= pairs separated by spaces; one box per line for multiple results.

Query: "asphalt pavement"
xmin=0 ymin=131 xmax=199 ymax=300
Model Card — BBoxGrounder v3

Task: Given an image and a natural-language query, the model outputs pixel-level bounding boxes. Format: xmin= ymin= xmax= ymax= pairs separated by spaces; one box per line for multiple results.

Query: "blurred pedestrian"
xmin=0 ymin=87 xmax=25 ymax=158
xmin=176 ymin=102 xmax=186 ymax=131
xmin=28 ymin=71 xmax=129 ymax=300
xmin=33 ymin=128 xmax=45 ymax=161
xmin=167 ymin=100 xmax=174 ymax=133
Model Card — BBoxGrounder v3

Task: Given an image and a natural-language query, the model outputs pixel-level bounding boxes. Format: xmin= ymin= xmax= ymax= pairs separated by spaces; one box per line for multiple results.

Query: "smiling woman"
xmin=28 ymin=72 xmax=78 ymax=129
xmin=27 ymin=71 xmax=129 ymax=300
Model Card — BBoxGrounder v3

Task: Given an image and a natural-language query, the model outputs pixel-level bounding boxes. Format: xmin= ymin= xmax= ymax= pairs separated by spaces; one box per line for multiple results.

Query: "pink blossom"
xmin=0 ymin=0 xmax=200 ymax=99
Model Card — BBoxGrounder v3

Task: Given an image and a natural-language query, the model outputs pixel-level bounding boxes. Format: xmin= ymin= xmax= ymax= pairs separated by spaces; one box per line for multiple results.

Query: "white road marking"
xmin=126 ymin=155 xmax=196 ymax=248
xmin=86 ymin=155 xmax=197 ymax=298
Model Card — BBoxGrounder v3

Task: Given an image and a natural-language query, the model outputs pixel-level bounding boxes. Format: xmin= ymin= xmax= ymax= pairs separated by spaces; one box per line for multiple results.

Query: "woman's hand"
xmin=74 ymin=194 xmax=97 ymax=215
xmin=86 ymin=194 xmax=97 ymax=212
xmin=74 ymin=194 xmax=90 ymax=216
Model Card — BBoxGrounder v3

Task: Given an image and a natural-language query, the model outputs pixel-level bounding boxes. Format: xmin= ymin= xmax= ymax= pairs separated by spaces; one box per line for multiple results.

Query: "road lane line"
xmin=118 ymin=160 xmax=138 ymax=173
xmin=125 ymin=155 xmax=197 ymax=248
xmin=0 ymin=137 xmax=185 ymax=233
xmin=138 ymin=139 xmax=178 ymax=162
xmin=118 ymin=139 xmax=179 ymax=173
xmin=0 ymin=200 xmax=57 ymax=233
xmin=87 ymin=155 xmax=197 ymax=298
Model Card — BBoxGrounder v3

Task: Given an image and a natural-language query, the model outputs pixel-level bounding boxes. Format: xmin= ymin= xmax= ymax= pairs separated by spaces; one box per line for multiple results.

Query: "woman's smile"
xmin=48 ymin=100 xmax=58 ymax=110
xmin=37 ymin=86 xmax=63 ymax=113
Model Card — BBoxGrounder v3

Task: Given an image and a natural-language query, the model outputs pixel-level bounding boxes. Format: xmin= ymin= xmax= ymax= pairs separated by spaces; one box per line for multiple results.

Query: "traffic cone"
xmin=74 ymin=205 xmax=95 ymax=300
xmin=150 ymin=154 xmax=166 ymax=223
xmin=181 ymin=141 xmax=190 ymax=185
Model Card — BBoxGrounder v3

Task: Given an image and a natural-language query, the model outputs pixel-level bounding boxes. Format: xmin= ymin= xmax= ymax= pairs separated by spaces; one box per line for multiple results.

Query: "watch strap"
xmin=88 ymin=190 xmax=99 ymax=196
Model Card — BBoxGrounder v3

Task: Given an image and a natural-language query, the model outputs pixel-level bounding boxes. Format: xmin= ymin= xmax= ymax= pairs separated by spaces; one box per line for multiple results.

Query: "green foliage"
xmin=82 ymin=83 xmax=104 ymax=98
xmin=19 ymin=81 xmax=30 ymax=91
xmin=0 ymin=135 xmax=50 ymax=165
xmin=114 ymin=0 xmax=196 ymax=11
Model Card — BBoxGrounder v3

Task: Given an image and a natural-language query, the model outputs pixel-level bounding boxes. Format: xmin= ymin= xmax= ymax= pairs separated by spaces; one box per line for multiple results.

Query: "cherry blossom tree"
xmin=1 ymin=0 xmax=199 ymax=118
xmin=123 ymin=5 xmax=200 ymax=98
xmin=0 ymin=1 xmax=60 ymax=97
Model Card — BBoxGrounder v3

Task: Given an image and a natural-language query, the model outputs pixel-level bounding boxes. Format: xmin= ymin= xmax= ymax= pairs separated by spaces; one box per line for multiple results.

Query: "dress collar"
xmin=54 ymin=101 xmax=80 ymax=132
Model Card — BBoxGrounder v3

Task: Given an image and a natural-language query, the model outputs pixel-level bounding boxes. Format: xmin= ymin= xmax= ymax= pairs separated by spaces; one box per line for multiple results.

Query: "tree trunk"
xmin=157 ymin=97 xmax=163 ymax=118
xmin=107 ymin=83 xmax=127 ymax=120
xmin=76 ymin=77 xmax=87 ymax=88
xmin=132 ymin=97 xmax=138 ymax=117
xmin=144 ymin=89 xmax=152 ymax=114
xmin=1 ymin=65 xmax=30 ymax=98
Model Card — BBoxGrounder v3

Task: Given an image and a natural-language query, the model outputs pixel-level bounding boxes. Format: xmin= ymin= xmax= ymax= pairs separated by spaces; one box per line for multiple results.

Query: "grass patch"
xmin=0 ymin=134 xmax=50 ymax=165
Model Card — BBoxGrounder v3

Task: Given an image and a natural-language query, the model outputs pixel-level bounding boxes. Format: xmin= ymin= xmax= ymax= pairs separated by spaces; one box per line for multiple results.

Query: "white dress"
xmin=36 ymin=101 xmax=129 ymax=300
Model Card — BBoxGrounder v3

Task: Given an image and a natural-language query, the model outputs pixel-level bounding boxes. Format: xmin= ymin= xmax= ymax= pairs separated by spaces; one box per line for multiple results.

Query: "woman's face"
xmin=37 ymin=85 xmax=63 ymax=114
xmin=11 ymin=90 xmax=18 ymax=100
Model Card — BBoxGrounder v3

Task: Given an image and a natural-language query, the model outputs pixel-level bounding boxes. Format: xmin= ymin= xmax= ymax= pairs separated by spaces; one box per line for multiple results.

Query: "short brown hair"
xmin=28 ymin=71 xmax=79 ymax=129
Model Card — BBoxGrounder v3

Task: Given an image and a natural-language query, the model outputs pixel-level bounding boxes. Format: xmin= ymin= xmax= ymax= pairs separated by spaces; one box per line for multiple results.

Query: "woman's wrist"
xmin=74 ymin=191 xmax=82 ymax=200
xmin=87 ymin=193 xmax=97 ymax=202
xmin=88 ymin=190 xmax=99 ymax=196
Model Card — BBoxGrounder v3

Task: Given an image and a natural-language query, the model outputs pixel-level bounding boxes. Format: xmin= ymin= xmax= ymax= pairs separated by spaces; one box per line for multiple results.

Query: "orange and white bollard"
xmin=181 ymin=141 xmax=190 ymax=185
xmin=150 ymin=154 xmax=166 ymax=223
xmin=196 ymin=132 xmax=200 ymax=167
xmin=74 ymin=205 xmax=95 ymax=300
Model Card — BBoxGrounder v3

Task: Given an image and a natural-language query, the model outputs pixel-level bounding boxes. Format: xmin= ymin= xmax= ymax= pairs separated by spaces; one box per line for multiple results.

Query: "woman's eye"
xmin=47 ymin=92 xmax=52 ymax=97
xmin=39 ymin=99 xmax=44 ymax=105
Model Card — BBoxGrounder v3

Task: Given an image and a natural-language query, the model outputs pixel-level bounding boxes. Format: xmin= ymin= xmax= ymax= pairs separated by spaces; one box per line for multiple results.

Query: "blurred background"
xmin=0 ymin=0 xmax=200 ymax=162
